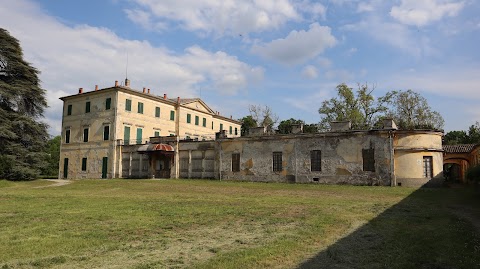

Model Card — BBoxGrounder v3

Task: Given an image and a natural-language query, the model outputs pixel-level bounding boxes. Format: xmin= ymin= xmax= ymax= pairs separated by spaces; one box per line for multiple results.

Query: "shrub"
xmin=466 ymin=165 xmax=480 ymax=183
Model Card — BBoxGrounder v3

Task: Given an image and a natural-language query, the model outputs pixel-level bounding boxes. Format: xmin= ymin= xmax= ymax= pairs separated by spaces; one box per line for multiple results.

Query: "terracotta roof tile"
xmin=442 ymin=144 xmax=476 ymax=153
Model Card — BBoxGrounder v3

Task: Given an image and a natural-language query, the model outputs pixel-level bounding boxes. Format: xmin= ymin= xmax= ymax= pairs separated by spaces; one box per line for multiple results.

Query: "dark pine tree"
xmin=0 ymin=28 xmax=49 ymax=180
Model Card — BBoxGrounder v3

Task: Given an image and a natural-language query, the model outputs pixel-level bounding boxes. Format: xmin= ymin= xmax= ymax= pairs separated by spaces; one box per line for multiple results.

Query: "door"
xmin=63 ymin=158 xmax=68 ymax=179
xmin=102 ymin=157 xmax=108 ymax=179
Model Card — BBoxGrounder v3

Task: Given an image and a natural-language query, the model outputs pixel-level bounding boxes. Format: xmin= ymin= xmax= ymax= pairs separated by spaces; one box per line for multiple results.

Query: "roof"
xmin=442 ymin=144 xmax=477 ymax=153
xmin=137 ymin=143 xmax=174 ymax=152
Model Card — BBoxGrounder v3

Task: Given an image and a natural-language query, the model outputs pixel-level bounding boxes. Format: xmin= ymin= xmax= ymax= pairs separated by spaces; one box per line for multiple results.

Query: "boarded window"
xmin=311 ymin=150 xmax=322 ymax=171
xmin=67 ymin=104 xmax=72 ymax=115
xmin=103 ymin=126 xmax=109 ymax=141
xmin=187 ymin=114 xmax=191 ymax=123
xmin=137 ymin=102 xmax=144 ymax=114
xmin=83 ymin=128 xmax=89 ymax=142
xmin=106 ymin=98 xmax=111 ymax=110
xmin=362 ymin=149 xmax=375 ymax=172
xmin=81 ymin=158 xmax=87 ymax=171
xmin=85 ymin=101 xmax=90 ymax=113
xmin=273 ymin=152 xmax=282 ymax=172
xmin=170 ymin=110 xmax=175 ymax=121
xmin=65 ymin=129 xmax=70 ymax=144
xmin=423 ymin=156 xmax=433 ymax=178
xmin=126 ymin=99 xmax=132 ymax=111
xmin=232 ymin=153 xmax=240 ymax=172
xmin=155 ymin=107 xmax=160 ymax=117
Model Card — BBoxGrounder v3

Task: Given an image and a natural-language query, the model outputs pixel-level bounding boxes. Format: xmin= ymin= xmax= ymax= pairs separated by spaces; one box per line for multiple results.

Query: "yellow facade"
xmin=59 ymin=82 xmax=241 ymax=179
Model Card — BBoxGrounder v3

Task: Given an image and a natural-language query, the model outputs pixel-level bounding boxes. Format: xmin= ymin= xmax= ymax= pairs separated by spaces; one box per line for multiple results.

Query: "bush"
xmin=466 ymin=165 xmax=480 ymax=183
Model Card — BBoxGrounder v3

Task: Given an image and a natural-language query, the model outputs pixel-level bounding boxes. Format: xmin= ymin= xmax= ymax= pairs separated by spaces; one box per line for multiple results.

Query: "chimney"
xmin=95 ymin=85 xmax=98 ymax=91
xmin=177 ymin=97 xmax=180 ymax=104
xmin=148 ymin=88 xmax=150 ymax=94
xmin=330 ymin=121 xmax=351 ymax=132
xmin=143 ymin=87 xmax=146 ymax=93
xmin=78 ymin=88 xmax=83 ymax=94
xmin=383 ymin=118 xmax=398 ymax=130
xmin=291 ymin=123 xmax=304 ymax=134
xmin=249 ymin=126 xmax=267 ymax=136
xmin=125 ymin=78 xmax=130 ymax=87
xmin=115 ymin=80 xmax=119 ymax=87
xmin=163 ymin=94 xmax=167 ymax=100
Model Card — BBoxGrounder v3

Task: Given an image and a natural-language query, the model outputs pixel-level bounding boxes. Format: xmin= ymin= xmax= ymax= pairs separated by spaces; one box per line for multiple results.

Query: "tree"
xmin=248 ymin=104 xmax=278 ymax=133
xmin=444 ymin=122 xmax=480 ymax=145
xmin=318 ymin=83 xmax=394 ymax=130
xmin=0 ymin=28 xmax=49 ymax=180
xmin=240 ymin=115 xmax=257 ymax=136
xmin=277 ymin=118 xmax=303 ymax=134
xmin=40 ymin=135 xmax=61 ymax=177
xmin=389 ymin=89 xmax=444 ymax=130
xmin=303 ymin=123 xmax=319 ymax=134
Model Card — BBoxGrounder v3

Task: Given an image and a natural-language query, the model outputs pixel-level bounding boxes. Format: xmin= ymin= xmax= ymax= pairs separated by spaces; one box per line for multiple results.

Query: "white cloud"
xmin=390 ymin=0 xmax=465 ymax=27
xmin=317 ymin=57 xmax=332 ymax=68
xmin=252 ymin=23 xmax=337 ymax=65
xmin=301 ymin=65 xmax=318 ymax=79
xmin=325 ymin=69 xmax=354 ymax=82
xmin=0 ymin=0 xmax=262 ymax=134
xmin=124 ymin=9 xmax=167 ymax=31
xmin=357 ymin=3 xmax=375 ymax=12
xmin=125 ymin=0 xmax=300 ymax=36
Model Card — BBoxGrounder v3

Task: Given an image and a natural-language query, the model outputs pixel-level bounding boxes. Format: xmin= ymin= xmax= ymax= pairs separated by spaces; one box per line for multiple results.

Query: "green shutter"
xmin=124 ymin=126 xmax=130 ymax=145
xmin=106 ymin=98 xmax=111 ymax=110
xmin=170 ymin=110 xmax=175 ymax=121
xmin=220 ymin=123 xmax=223 ymax=131
xmin=136 ymin=128 xmax=142 ymax=144
xmin=155 ymin=107 xmax=160 ymax=117
xmin=203 ymin=118 xmax=206 ymax=127
xmin=126 ymin=99 xmax=131 ymax=111
xmin=154 ymin=131 xmax=160 ymax=137
xmin=187 ymin=114 xmax=191 ymax=123
xmin=138 ymin=102 xmax=143 ymax=114
xmin=229 ymin=126 xmax=232 ymax=134
xmin=195 ymin=116 xmax=199 ymax=125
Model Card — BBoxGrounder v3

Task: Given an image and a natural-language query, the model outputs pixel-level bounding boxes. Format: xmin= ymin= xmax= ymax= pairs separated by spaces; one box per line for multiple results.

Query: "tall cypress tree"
xmin=0 ymin=28 xmax=49 ymax=180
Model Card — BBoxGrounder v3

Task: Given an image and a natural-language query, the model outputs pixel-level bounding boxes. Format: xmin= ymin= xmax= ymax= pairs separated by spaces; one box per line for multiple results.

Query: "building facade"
xmin=59 ymin=80 xmax=241 ymax=179
xmin=443 ymin=144 xmax=480 ymax=182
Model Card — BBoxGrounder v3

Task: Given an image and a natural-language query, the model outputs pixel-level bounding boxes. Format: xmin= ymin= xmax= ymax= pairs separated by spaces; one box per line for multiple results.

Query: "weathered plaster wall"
xmin=217 ymin=132 xmax=393 ymax=185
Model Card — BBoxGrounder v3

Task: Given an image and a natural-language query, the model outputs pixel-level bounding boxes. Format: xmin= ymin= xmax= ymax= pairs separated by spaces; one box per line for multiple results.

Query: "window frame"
xmin=273 ymin=152 xmax=283 ymax=172
xmin=125 ymin=99 xmax=132 ymax=111
xmin=310 ymin=150 xmax=322 ymax=171
xmin=232 ymin=153 xmax=240 ymax=172
xmin=423 ymin=156 xmax=433 ymax=178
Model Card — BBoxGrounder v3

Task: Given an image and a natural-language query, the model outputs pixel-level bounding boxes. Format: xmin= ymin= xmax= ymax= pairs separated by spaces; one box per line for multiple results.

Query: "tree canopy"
xmin=276 ymin=118 xmax=318 ymax=134
xmin=0 ymin=28 xmax=49 ymax=180
xmin=444 ymin=122 xmax=480 ymax=145
xmin=240 ymin=115 xmax=257 ymax=136
xmin=319 ymin=83 xmax=444 ymax=131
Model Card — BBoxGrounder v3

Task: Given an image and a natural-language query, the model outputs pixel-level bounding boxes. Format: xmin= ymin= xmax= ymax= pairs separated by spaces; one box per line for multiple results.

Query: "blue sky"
xmin=1 ymin=0 xmax=479 ymax=135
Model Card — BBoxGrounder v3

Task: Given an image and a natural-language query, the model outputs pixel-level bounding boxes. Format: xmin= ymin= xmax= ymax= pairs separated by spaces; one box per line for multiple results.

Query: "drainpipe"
xmin=174 ymin=98 xmax=180 ymax=179
xmin=389 ymin=131 xmax=396 ymax=186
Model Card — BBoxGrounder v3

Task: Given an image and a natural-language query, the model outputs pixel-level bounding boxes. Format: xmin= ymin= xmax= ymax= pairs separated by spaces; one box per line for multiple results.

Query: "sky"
xmin=1 ymin=0 xmax=480 ymax=136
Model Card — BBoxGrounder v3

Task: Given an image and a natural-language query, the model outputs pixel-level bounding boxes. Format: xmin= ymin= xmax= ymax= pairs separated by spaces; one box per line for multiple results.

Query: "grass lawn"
xmin=0 ymin=179 xmax=479 ymax=269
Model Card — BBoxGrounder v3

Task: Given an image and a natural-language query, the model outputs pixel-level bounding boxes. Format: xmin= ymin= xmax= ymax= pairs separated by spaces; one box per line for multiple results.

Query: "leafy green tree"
xmin=389 ymin=89 xmax=444 ymax=130
xmin=277 ymin=118 xmax=303 ymax=134
xmin=40 ymin=135 xmax=60 ymax=177
xmin=318 ymin=83 xmax=394 ymax=130
xmin=240 ymin=115 xmax=257 ymax=136
xmin=303 ymin=123 xmax=319 ymax=134
xmin=466 ymin=122 xmax=480 ymax=144
xmin=443 ymin=130 xmax=468 ymax=145
xmin=0 ymin=28 xmax=49 ymax=180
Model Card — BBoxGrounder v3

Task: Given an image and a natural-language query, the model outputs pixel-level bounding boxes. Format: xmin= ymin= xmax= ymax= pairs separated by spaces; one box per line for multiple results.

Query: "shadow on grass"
xmin=297 ymin=186 xmax=480 ymax=269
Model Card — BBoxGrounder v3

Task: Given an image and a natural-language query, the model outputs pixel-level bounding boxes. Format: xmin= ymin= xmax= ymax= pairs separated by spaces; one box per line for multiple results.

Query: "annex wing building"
xmin=59 ymin=80 xmax=444 ymax=187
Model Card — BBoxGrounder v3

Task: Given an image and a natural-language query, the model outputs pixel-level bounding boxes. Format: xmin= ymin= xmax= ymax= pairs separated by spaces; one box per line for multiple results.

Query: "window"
xmin=67 ymin=104 xmax=72 ymax=116
xmin=83 ymin=128 xmax=89 ymax=142
xmin=85 ymin=101 xmax=91 ymax=113
xmin=155 ymin=107 xmax=160 ymax=118
xmin=103 ymin=125 xmax=110 ymax=141
xmin=170 ymin=110 xmax=175 ymax=121
xmin=220 ymin=123 xmax=223 ymax=131
xmin=154 ymin=131 xmax=160 ymax=137
xmin=235 ymin=127 xmax=238 ymax=136
xmin=423 ymin=156 xmax=433 ymax=178
xmin=136 ymin=128 xmax=143 ymax=144
xmin=212 ymin=122 xmax=214 ymax=130
xmin=125 ymin=99 xmax=132 ymax=111
xmin=124 ymin=126 xmax=130 ymax=145
xmin=138 ymin=102 xmax=144 ymax=114
xmin=362 ymin=149 xmax=375 ymax=172
xmin=232 ymin=153 xmax=240 ymax=172
xmin=229 ymin=126 xmax=232 ymax=134
xmin=106 ymin=98 xmax=111 ymax=110
xmin=65 ymin=129 xmax=70 ymax=144
xmin=203 ymin=118 xmax=207 ymax=127
xmin=273 ymin=152 xmax=283 ymax=172
xmin=311 ymin=150 xmax=322 ymax=171
xmin=187 ymin=114 xmax=191 ymax=123
xmin=81 ymin=158 xmax=87 ymax=171
xmin=195 ymin=116 xmax=199 ymax=126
